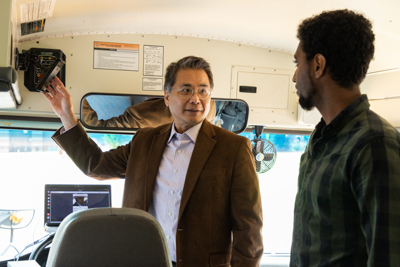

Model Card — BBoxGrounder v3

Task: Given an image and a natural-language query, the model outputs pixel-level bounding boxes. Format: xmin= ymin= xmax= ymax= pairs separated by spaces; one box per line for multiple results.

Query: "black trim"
xmin=0 ymin=125 xmax=135 ymax=136
xmin=244 ymin=127 xmax=312 ymax=135
xmin=0 ymin=115 xmax=61 ymax=123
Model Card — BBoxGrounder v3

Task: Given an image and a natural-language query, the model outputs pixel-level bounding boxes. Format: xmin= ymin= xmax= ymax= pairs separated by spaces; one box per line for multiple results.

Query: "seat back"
xmin=46 ymin=208 xmax=172 ymax=267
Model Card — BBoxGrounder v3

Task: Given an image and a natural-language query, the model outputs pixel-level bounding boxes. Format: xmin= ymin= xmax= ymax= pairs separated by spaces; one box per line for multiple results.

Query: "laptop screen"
xmin=44 ymin=184 xmax=112 ymax=227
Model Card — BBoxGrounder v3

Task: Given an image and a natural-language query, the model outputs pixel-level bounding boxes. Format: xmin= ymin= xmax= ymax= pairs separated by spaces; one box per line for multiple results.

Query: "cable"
xmin=32 ymin=218 xmax=41 ymax=257
xmin=28 ymin=233 xmax=55 ymax=262
xmin=16 ymin=234 xmax=50 ymax=261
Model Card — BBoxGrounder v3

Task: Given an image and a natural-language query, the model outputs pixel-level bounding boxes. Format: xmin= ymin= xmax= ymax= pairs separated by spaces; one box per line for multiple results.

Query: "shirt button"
xmin=170 ymin=191 xmax=174 ymax=195
xmin=173 ymin=169 xmax=178 ymax=173
xmin=178 ymin=150 xmax=182 ymax=154
xmin=168 ymin=212 xmax=172 ymax=216
xmin=166 ymin=235 xmax=170 ymax=239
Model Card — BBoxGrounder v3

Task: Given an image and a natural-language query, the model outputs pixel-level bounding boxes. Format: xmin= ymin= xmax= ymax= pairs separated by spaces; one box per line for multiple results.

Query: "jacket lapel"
xmin=178 ymin=120 xmax=216 ymax=222
xmin=145 ymin=124 xmax=171 ymax=211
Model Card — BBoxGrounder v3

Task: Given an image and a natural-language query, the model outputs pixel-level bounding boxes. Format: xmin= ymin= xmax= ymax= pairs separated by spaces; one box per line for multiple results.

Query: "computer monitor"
xmin=44 ymin=184 xmax=112 ymax=228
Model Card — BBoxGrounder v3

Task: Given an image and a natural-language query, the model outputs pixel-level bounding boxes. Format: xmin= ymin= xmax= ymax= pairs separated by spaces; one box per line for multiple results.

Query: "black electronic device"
xmin=35 ymin=58 xmax=65 ymax=92
xmin=44 ymin=184 xmax=112 ymax=228
xmin=17 ymin=48 xmax=66 ymax=92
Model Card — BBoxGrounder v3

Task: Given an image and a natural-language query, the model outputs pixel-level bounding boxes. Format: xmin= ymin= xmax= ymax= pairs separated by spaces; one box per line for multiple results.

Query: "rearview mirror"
xmin=80 ymin=93 xmax=249 ymax=134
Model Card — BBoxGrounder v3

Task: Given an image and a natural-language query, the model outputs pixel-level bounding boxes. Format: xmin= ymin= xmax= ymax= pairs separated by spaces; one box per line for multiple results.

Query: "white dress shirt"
xmin=148 ymin=121 xmax=203 ymax=262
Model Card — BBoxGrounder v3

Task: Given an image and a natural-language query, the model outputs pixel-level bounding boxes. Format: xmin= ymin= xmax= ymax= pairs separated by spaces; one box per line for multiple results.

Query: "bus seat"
xmin=46 ymin=207 xmax=172 ymax=267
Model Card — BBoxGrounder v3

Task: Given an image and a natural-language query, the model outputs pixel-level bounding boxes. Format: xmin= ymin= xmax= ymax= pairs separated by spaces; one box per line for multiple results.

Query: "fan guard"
xmin=250 ymin=138 xmax=277 ymax=174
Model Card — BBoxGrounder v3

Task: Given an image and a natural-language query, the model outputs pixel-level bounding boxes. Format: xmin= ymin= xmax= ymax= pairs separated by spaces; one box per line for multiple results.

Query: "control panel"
xmin=17 ymin=48 xmax=66 ymax=92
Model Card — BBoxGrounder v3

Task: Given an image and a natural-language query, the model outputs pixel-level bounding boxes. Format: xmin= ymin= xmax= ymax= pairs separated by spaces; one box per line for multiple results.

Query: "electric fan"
xmin=250 ymin=126 xmax=277 ymax=173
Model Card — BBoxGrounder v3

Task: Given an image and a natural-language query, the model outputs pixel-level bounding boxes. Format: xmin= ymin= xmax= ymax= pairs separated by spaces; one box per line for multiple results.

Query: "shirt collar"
xmin=167 ymin=121 xmax=204 ymax=144
xmin=315 ymin=94 xmax=370 ymax=139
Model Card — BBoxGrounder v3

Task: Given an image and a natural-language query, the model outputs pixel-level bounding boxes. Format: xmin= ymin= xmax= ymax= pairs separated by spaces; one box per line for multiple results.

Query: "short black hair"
xmin=164 ymin=56 xmax=214 ymax=93
xmin=297 ymin=9 xmax=375 ymax=88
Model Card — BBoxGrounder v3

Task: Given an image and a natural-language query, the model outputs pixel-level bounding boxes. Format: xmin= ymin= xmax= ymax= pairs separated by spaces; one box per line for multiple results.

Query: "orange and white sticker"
xmin=93 ymin=41 xmax=139 ymax=71
xmin=94 ymin=42 xmax=139 ymax=51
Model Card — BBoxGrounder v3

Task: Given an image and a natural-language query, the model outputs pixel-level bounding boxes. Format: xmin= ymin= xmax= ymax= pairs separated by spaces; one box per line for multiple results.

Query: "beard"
xmin=298 ymin=77 xmax=318 ymax=111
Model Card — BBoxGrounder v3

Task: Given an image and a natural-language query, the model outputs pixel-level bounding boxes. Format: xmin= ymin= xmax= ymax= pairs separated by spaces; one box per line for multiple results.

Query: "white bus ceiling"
xmin=0 ymin=0 xmax=399 ymax=130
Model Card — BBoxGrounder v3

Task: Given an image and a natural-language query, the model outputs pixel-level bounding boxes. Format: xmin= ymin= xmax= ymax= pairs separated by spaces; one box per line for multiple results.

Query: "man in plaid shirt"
xmin=290 ymin=9 xmax=400 ymax=266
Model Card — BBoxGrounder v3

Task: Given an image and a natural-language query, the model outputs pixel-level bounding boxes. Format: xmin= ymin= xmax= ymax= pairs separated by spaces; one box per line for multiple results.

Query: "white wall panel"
xmin=362 ymin=70 xmax=400 ymax=127
xmin=6 ymin=34 xmax=316 ymax=129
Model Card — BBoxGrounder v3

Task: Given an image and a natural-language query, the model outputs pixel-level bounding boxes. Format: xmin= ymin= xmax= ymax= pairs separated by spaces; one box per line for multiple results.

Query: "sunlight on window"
xmin=0 ymin=129 xmax=309 ymax=262
xmin=0 ymin=129 xmax=129 ymax=260
xmin=240 ymin=132 xmax=309 ymax=255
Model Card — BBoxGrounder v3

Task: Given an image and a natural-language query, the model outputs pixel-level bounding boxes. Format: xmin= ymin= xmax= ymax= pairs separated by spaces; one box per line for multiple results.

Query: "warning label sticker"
xmin=93 ymin=42 xmax=139 ymax=71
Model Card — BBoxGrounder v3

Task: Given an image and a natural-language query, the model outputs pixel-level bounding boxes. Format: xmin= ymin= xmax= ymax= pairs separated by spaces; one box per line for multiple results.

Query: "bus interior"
xmin=0 ymin=0 xmax=399 ymax=266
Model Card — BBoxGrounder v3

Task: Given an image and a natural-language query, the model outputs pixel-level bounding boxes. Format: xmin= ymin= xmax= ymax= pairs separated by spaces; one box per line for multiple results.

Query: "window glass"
xmin=0 ymin=128 xmax=309 ymax=262
xmin=240 ymin=132 xmax=309 ymax=256
xmin=0 ymin=129 xmax=131 ymax=260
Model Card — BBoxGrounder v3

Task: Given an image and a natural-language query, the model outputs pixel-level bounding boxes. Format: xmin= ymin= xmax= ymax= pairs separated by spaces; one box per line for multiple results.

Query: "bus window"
xmin=240 ymin=132 xmax=309 ymax=265
xmin=0 ymin=129 xmax=129 ymax=260
xmin=0 ymin=128 xmax=308 ymax=266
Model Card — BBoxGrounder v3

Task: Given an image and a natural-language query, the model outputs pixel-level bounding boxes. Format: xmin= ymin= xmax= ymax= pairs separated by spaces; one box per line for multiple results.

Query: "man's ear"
xmin=313 ymin=53 xmax=326 ymax=79
xmin=164 ymin=90 xmax=169 ymax=107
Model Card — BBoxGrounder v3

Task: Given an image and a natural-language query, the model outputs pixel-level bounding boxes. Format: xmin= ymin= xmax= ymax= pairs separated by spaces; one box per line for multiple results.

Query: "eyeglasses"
xmin=173 ymin=87 xmax=211 ymax=100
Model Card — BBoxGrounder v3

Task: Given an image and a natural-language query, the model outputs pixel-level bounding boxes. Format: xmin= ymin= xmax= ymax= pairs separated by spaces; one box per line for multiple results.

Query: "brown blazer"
xmin=53 ymin=120 xmax=263 ymax=267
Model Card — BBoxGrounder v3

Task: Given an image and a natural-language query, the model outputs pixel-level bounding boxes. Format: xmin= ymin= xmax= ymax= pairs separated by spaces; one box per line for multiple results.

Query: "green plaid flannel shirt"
xmin=290 ymin=95 xmax=400 ymax=266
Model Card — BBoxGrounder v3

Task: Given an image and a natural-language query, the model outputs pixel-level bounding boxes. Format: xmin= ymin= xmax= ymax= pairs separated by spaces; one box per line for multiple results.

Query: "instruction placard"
xmin=20 ymin=0 xmax=55 ymax=23
xmin=142 ymin=77 xmax=163 ymax=91
xmin=93 ymin=42 xmax=139 ymax=71
xmin=143 ymin=45 xmax=164 ymax=76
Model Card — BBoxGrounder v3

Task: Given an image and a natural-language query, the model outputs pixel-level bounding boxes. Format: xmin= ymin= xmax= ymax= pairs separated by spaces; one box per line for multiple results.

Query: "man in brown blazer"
xmin=43 ymin=56 xmax=263 ymax=266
